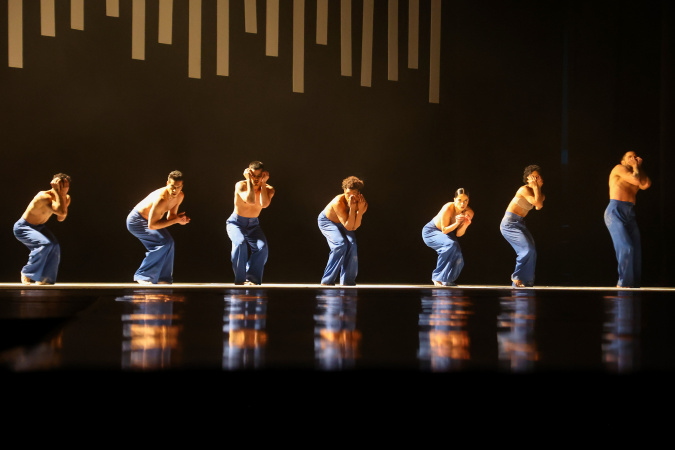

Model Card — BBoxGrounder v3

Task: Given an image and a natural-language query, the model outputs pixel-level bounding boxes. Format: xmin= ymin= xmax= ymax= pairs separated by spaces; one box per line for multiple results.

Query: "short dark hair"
xmin=168 ymin=170 xmax=184 ymax=182
xmin=249 ymin=161 xmax=265 ymax=171
xmin=342 ymin=176 xmax=364 ymax=191
xmin=454 ymin=188 xmax=469 ymax=198
xmin=523 ymin=165 xmax=541 ymax=183
xmin=53 ymin=173 xmax=71 ymax=183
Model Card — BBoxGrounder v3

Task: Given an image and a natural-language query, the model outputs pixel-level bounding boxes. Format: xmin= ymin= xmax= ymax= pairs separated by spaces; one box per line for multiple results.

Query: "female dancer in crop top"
xmin=422 ymin=188 xmax=474 ymax=286
xmin=500 ymin=165 xmax=545 ymax=287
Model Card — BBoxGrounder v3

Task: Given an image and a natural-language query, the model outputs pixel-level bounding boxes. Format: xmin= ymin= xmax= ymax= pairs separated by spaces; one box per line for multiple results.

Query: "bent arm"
xmin=51 ymin=194 xmax=69 ymax=221
xmin=521 ymin=186 xmax=545 ymax=210
xmin=455 ymin=210 xmax=473 ymax=237
xmin=616 ymin=165 xmax=651 ymax=190
xmin=439 ymin=204 xmax=462 ymax=235
xmin=148 ymin=198 xmax=182 ymax=230
xmin=260 ymin=185 xmax=274 ymax=208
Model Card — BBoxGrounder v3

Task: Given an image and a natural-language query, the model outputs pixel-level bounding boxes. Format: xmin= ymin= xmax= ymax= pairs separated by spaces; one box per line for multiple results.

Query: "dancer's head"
xmin=454 ymin=188 xmax=469 ymax=212
xmin=523 ymin=165 xmax=542 ymax=183
xmin=167 ymin=170 xmax=184 ymax=197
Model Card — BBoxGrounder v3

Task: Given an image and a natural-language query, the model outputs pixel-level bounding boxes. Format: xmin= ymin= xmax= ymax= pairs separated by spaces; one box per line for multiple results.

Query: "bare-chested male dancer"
xmin=126 ymin=170 xmax=190 ymax=285
xmin=13 ymin=173 xmax=71 ymax=285
xmin=604 ymin=151 xmax=651 ymax=288
xmin=318 ymin=176 xmax=368 ymax=286
xmin=226 ymin=161 xmax=275 ymax=285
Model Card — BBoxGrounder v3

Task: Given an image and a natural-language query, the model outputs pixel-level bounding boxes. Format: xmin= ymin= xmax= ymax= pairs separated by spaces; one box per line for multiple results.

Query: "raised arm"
xmin=259 ymin=172 xmax=275 ymax=208
xmin=239 ymin=169 xmax=256 ymax=204
xmin=333 ymin=196 xmax=359 ymax=231
xmin=50 ymin=178 xmax=70 ymax=221
xmin=351 ymin=194 xmax=368 ymax=230
xmin=615 ymin=159 xmax=651 ymax=190
xmin=520 ymin=176 xmax=545 ymax=210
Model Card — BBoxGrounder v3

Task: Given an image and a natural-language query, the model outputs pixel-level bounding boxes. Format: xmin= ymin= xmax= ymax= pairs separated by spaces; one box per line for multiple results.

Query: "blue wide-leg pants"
xmin=500 ymin=212 xmax=536 ymax=287
xmin=226 ymin=213 xmax=268 ymax=285
xmin=604 ymin=199 xmax=641 ymax=288
xmin=318 ymin=211 xmax=358 ymax=286
xmin=126 ymin=209 xmax=175 ymax=284
xmin=13 ymin=219 xmax=61 ymax=284
xmin=422 ymin=220 xmax=464 ymax=286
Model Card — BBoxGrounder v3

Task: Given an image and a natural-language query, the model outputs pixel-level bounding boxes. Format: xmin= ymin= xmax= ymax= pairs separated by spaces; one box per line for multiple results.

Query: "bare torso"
xmin=233 ymin=181 xmax=275 ymax=218
xmin=324 ymin=195 xmax=349 ymax=224
xmin=22 ymin=190 xmax=71 ymax=226
xmin=433 ymin=203 xmax=474 ymax=230
xmin=135 ymin=188 xmax=183 ymax=220
xmin=609 ymin=165 xmax=640 ymax=204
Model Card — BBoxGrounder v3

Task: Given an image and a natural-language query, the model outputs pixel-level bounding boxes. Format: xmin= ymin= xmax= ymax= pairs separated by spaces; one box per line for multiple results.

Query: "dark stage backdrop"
xmin=1 ymin=0 xmax=673 ymax=286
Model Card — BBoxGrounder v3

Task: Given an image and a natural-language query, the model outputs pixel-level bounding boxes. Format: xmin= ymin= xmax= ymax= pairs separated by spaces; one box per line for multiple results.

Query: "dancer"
xmin=604 ymin=151 xmax=651 ymax=288
xmin=226 ymin=161 xmax=275 ymax=285
xmin=500 ymin=165 xmax=545 ymax=287
xmin=127 ymin=170 xmax=190 ymax=285
xmin=318 ymin=176 xmax=368 ymax=286
xmin=422 ymin=188 xmax=474 ymax=286
xmin=14 ymin=173 xmax=71 ymax=285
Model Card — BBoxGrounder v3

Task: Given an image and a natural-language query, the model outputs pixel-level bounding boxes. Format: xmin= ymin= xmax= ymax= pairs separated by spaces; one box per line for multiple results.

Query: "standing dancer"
xmin=127 ymin=170 xmax=190 ymax=285
xmin=604 ymin=151 xmax=651 ymax=288
xmin=14 ymin=173 xmax=71 ymax=285
xmin=422 ymin=188 xmax=474 ymax=286
xmin=500 ymin=165 xmax=545 ymax=287
xmin=318 ymin=176 xmax=368 ymax=286
xmin=226 ymin=161 xmax=275 ymax=285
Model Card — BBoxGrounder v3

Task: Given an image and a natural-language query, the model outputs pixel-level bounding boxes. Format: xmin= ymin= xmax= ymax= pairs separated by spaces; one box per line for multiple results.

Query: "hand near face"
xmin=455 ymin=214 xmax=466 ymax=224
xmin=243 ymin=168 xmax=252 ymax=180
xmin=261 ymin=171 xmax=270 ymax=184
xmin=348 ymin=195 xmax=358 ymax=207
xmin=177 ymin=212 xmax=190 ymax=225
xmin=635 ymin=156 xmax=643 ymax=167
xmin=51 ymin=178 xmax=69 ymax=196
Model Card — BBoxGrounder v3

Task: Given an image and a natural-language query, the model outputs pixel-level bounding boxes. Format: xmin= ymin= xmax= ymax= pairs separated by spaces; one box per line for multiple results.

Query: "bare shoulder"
xmin=236 ymin=180 xmax=247 ymax=191
xmin=465 ymin=207 xmax=474 ymax=218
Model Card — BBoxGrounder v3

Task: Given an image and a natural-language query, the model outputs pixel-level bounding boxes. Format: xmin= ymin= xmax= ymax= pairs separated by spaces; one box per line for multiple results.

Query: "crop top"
xmin=512 ymin=196 xmax=533 ymax=211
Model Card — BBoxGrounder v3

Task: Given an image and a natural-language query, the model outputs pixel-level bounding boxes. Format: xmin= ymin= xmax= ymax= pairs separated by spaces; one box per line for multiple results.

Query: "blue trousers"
xmin=318 ymin=211 xmax=358 ymax=286
xmin=13 ymin=219 xmax=61 ymax=284
xmin=604 ymin=200 xmax=641 ymax=288
xmin=500 ymin=212 xmax=536 ymax=287
xmin=422 ymin=220 xmax=464 ymax=286
xmin=126 ymin=209 xmax=175 ymax=284
xmin=226 ymin=213 xmax=268 ymax=285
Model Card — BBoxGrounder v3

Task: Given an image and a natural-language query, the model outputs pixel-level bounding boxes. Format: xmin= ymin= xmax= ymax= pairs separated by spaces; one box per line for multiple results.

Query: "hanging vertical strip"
xmin=132 ymin=0 xmax=145 ymax=60
xmin=361 ymin=0 xmax=374 ymax=87
xmin=266 ymin=0 xmax=279 ymax=57
xmin=429 ymin=0 xmax=441 ymax=103
xmin=316 ymin=0 xmax=328 ymax=45
xmin=408 ymin=0 xmax=418 ymax=69
xmin=106 ymin=0 xmax=119 ymax=17
xmin=158 ymin=0 xmax=173 ymax=44
xmin=189 ymin=0 xmax=202 ymax=79
xmin=216 ymin=0 xmax=229 ymax=76
xmin=340 ymin=0 xmax=351 ymax=76
xmin=41 ymin=0 xmax=55 ymax=37
xmin=388 ymin=0 xmax=398 ymax=81
xmin=8 ymin=0 xmax=22 ymax=68
xmin=293 ymin=0 xmax=305 ymax=93
xmin=71 ymin=0 xmax=84 ymax=30
xmin=245 ymin=0 xmax=257 ymax=34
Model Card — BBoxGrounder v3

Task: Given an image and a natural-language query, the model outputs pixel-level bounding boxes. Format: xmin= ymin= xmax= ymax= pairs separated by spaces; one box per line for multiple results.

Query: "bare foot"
xmin=21 ymin=274 xmax=31 ymax=285
xmin=512 ymin=279 xmax=525 ymax=288
xmin=157 ymin=281 xmax=172 ymax=285
xmin=35 ymin=279 xmax=52 ymax=285
xmin=433 ymin=280 xmax=444 ymax=287
xmin=244 ymin=281 xmax=256 ymax=286
xmin=136 ymin=280 xmax=153 ymax=285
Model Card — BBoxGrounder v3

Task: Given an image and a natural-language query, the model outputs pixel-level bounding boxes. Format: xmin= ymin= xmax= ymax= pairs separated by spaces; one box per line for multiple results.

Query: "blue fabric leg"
xmin=127 ymin=210 xmax=175 ymax=284
xmin=500 ymin=212 xmax=536 ymax=286
xmin=226 ymin=213 xmax=268 ymax=284
xmin=604 ymin=200 xmax=641 ymax=287
xmin=422 ymin=221 xmax=464 ymax=286
xmin=13 ymin=219 xmax=60 ymax=284
xmin=318 ymin=212 xmax=358 ymax=286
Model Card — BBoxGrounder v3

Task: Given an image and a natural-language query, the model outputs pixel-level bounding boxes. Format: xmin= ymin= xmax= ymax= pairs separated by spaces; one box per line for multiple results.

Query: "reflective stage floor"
xmin=2 ymin=283 xmax=674 ymax=421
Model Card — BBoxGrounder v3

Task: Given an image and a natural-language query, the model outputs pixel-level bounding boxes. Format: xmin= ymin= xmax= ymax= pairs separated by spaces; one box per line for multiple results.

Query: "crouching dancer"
xmin=422 ymin=188 xmax=474 ymax=287
xmin=226 ymin=161 xmax=275 ymax=285
xmin=14 ymin=173 xmax=71 ymax=285
xmin=127 ymin=170 xmax=190 ymax=285
xmin=318 ymin=176 xmax=368 ymax=286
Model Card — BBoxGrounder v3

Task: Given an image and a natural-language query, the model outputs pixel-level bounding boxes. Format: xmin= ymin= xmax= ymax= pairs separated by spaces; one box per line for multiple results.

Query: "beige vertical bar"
xmin=316 ymin=0 xmax=327 ymax=45
xmin=293 ymin=0 xmax=305 ymax=93
xmin=159 ymin=0 xmax=173 ymax=44
xmin=388 ymin=0 xmax=397 ymax=81
xmin=266 ymin=0 xmax=279 ymax=56
xmin=41 ymin=0 xmax=55 ymax=37
xmin=189 ymin=0 xmax=202 ymax=79
xmin=361 ymin=0 xmax=373 ymax=87
xmin=71 ymin=0 xmax=84 ymax=30
xmin=245 ymin=0 xmax=257 ymax=33
xmin=217 ymin=0 xmax=229 ymax=76
xmin=408 ymin=0 xmax=418 ymax=69
xmin=106 ymin=0 xmax=119 ymax=17
xmin=340 ymin=0 xmax=351 ymax=76
xmin=132 ymin=0 xmax=145 ymax=60
xmin=429 ymin=0 xmax=441 ymax=103
xmin=8 ymin=0 xmax=22 ymax=68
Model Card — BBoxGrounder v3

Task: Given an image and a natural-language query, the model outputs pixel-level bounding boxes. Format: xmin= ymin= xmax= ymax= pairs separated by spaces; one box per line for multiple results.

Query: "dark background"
xmin=0 ymin=0 xmax=673 ymax=287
